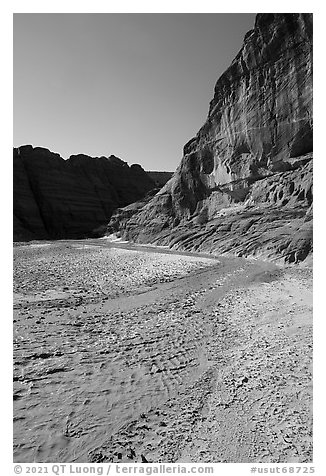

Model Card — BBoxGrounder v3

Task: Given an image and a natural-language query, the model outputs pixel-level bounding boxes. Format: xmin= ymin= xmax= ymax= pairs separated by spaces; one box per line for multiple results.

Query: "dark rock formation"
xmin=146 ymin=171 xmax=174 ymax=188
xmin=107 ymin=13 xmax=313 ymax=264
xmin=13 ymin=145 xmax=155 ymax=241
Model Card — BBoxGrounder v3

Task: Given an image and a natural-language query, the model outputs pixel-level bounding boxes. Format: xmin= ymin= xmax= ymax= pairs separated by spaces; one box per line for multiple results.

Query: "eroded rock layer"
xmin=13 ymin=145 xmax=155 ymax=241
xmin=107 ymin=13 xmax=313 ymax=264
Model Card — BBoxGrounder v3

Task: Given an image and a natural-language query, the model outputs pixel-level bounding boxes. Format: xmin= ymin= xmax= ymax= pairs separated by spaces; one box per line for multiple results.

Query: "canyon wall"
xmin=13 ymin=145 xmax=155 ymax=241
xmin=107 ymin=13 xmax=313 ymax=264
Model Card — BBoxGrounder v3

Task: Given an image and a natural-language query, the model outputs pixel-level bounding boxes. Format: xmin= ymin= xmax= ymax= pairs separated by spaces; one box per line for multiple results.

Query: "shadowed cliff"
xmin=13 ymin=145 xmax=155 ymax=241
xmin=107 ymin=13 xmax=313 ymax=264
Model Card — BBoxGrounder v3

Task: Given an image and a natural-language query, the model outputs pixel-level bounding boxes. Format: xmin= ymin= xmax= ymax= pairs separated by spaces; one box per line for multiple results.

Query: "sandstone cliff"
xmin=13 ymin=145 xmax=155 ymax=241
xmin=107 ymin=13 xmax=313 ymax=264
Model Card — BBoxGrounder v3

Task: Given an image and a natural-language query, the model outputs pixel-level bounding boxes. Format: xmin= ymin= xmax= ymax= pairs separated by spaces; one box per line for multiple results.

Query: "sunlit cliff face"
xmin=108 ymin=14 xmax=313 ymax=264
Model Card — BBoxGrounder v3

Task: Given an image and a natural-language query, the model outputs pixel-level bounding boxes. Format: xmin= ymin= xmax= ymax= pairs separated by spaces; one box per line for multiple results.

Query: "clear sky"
xmin=13 ymin=13 xmax=256 ymax=171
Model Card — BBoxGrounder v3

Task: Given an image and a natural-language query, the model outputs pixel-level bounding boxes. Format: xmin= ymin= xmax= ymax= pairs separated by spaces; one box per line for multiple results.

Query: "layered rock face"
xmin=107 ymin=13 xmax=313 ymax=264
xmin=13 ymin=146 xmax=155 ymax=241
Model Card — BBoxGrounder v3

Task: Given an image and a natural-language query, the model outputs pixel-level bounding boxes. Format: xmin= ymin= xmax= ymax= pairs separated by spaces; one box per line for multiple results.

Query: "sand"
xmin=13 ymin=239 xmax=312 ymax=463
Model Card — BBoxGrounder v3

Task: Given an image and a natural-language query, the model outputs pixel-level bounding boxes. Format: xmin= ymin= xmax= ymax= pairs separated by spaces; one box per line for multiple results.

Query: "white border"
xmin=3 ymin=2 xmax=324 ymax=473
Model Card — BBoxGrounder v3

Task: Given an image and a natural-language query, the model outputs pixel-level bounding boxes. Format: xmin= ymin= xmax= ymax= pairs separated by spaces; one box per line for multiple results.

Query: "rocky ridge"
xmin=146 ymin=171 xmax=174 ymax=188
xmin=107 ymin=13 xmax=313 ymax=264
xmin=13 ymin=145 xmax=155 ymax=241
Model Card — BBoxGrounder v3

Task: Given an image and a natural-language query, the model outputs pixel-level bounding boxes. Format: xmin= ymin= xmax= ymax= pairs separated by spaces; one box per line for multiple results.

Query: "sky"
xmin=13 ymin=13 xmax=256 ymax=172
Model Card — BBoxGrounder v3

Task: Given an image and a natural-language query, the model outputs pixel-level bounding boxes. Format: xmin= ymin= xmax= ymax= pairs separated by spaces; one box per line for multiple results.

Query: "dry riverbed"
xmin=13 ymin=239 xmax=312 ymax=463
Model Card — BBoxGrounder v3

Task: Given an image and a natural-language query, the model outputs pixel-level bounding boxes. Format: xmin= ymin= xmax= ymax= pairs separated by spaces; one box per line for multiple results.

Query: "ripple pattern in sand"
xmin=13 ymin=242 xmax=217 ymax=462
